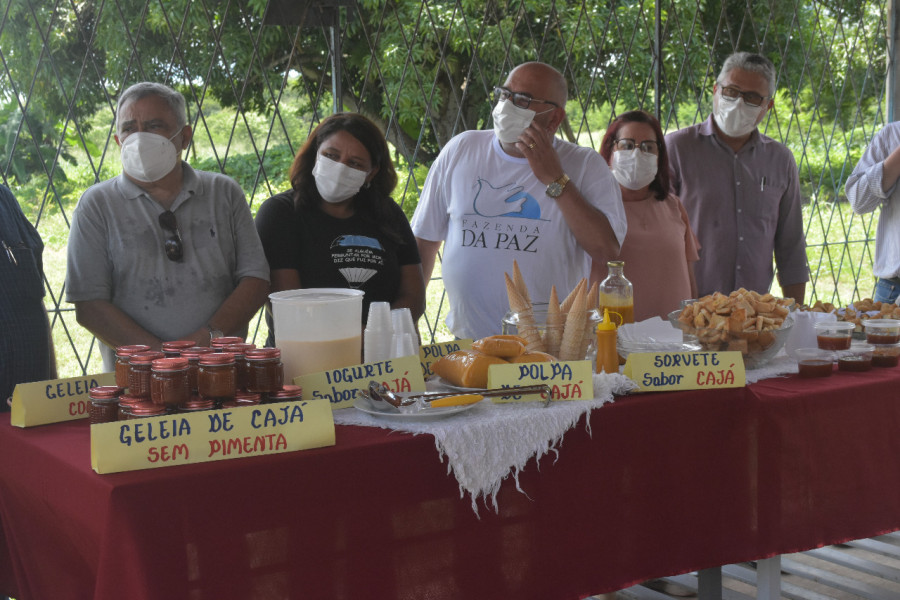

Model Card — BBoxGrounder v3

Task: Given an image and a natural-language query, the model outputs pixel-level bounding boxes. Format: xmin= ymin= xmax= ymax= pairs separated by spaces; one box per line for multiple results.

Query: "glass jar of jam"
xmin=181 ymin=347 xmax=216 ymax=393
xmin=225 ymin=343 xmax=256 ymax=391
xmin=150 ymin=357 xmax=191 ymax=407
xmin=89 ymin=386 xmax=123 ymax=424
xmin=245 ymin=348 xmax=284 ymax=394
xmin=267 ymin=384 xmax=302 ymax=403
xmin=198 ymin=352 xmax=236 ymax=403
xmin=118 ymin=394 xmax=147 ymax=420
xmin=162 ymin=340 xmax=196 ymax=358
xmin=129 ymin=403 xmax=169 ymax=418
xmin=114 ymin=345 xmax=151 ymax=389
xmin=179 ymin=395 xmax=216 ymax=413
xmin=128 ymin=351 xmax=165 ymax=399
xmin=211 ymin=336 xmax=245 ymax=352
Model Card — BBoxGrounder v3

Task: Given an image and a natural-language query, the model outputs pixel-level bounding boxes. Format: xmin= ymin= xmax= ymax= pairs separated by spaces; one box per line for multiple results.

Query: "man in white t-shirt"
xmin=411 ymin=62 xmax=626 ymax=339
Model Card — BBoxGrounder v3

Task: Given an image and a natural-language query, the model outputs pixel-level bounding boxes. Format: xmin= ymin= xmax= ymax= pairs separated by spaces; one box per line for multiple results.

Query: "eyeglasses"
xmin=158 ymin=210 xmax=184 ymax=262
xmin=493 ymin=86 xmax=559 ymax=110
xmin=718 ymin=85 xmax=768 ymax=108
xmin=613 ymin=138 xmax=660 ymax=155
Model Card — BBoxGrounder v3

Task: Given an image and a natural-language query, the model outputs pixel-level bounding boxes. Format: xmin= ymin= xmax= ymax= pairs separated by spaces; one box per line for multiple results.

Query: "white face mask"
xmin=714 ymin=89 xmax=764 ymax=138
xmin=120 ymin=131 xmax=181 ymax=182
xmin=610 ymin=148 xmax=658 ymax=190
xmin=492 ymin=100 xmax=538 ymax=144
xmin=313 ymin=155 xmax=369 ymax=204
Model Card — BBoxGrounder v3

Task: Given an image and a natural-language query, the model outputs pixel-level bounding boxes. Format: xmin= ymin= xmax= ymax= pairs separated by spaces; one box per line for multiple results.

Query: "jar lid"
xmin=118 ymin=394 xmax=146 ymax=408
xmin=181 ymin=347 xmax=216 ymax=359
xmin=224 ymin=343 xmax=256 ymax=355
xmin=89 ymin=386 xmax=123 ymax=399
xmin=269 ymin=386 xmax=302 ymax=400
xmin=199 ymin=352 xmax=235 ymax=366
xmin=116 ymin=344 xmax=151 ymax=357
xmin=131 ymin=403 xmax=168 ymax=416
xmin=282 ymin=384 xmax=302 ymax=393
xmin=234 ymin=391 xmax=262 ymax=404
xmin=151 ymin=357 xmax=189 ymax=371
xmin=179 ymin=398 xmax=215 ymax=410
xmin=211 ymin=336 xmax=245 ymax=348
xmin=245 ymin=348 xmax=281 ymax=360
xmin=162 ymin=340 xmax=196 ymax=351
xmin=130 ymin=351 xmax=166 ymax=365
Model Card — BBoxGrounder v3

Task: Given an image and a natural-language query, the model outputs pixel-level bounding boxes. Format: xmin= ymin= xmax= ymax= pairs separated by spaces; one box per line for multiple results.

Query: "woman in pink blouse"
xmin=596 ymin=110 xmax=699 ymax=320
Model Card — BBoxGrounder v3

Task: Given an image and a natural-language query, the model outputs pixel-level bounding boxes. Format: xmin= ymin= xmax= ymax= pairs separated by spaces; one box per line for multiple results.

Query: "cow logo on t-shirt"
xmin=330 ymin=235 xmax=385 ymax=288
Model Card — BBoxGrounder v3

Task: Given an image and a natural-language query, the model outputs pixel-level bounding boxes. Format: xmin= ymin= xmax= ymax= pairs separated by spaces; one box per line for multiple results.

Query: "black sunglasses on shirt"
xmin=158 ymin=210 xmax=184 ymax=262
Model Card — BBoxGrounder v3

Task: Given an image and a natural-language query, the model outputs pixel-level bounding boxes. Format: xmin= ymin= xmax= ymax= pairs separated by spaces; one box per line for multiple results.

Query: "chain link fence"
xmin=0 ymin=0 xmax=891 ymax=375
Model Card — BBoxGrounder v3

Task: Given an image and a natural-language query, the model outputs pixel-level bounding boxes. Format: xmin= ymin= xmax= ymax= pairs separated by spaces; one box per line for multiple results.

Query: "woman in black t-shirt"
xmin=255 ymin=113 xmax=425 ymax=346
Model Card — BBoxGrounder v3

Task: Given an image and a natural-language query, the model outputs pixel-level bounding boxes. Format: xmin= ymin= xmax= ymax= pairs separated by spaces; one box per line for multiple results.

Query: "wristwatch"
xmin=546 ymin=173 xmax=570 ymax=198
xmin=207 ymin=324 xmax=224 ymax=341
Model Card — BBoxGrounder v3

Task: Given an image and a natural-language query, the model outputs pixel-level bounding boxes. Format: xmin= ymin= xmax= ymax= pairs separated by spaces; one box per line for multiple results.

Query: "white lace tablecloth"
xmin=333 ymin=357 xmax=797 ymax=513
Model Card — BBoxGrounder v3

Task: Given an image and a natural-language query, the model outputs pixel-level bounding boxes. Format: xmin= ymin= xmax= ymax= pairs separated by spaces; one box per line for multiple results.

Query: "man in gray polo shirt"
xmin=666 ymin=52 xmax=808 ymax=305
xmin=66 ymin=82 xmax=270 ymax=371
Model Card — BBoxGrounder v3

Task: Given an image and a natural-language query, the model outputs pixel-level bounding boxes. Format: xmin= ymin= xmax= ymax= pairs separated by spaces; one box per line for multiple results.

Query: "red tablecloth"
xmin=2 ymin=365 xmax=900 ymax=600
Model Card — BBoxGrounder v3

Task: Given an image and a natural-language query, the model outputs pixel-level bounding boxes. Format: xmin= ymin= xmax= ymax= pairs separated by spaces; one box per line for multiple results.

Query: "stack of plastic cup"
xmin=390 ymin=308 xmax=419 ymax=358
xmin=364 ymin=302 xmax=394 ymax=363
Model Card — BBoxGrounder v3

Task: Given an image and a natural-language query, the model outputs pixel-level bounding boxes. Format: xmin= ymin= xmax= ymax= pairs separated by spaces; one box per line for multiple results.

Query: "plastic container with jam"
xmin=266 ymin=384 xmax=302 ymax=403
xmin=198 ymin=352 xmax=236 ymax=403
xmin=815 ymin=321 xmax=855 ymax=351
xmin=128 ymin=351 xmax=165 ymax=399
xmin=794 ymin=347 xmax=833 ymax=378
xmin=837 ymin=344 xmax=874 ymax=372
xmin=864 ymin=319 xmax=900 ymax=345
xmin=89 ymin=386 xmax=123 ymax=424
xmin=245 ymin=348 xmax=284 ymax=394
xmin=872 ymin=343 xmax=900 ymax=368
xmin=161 ymin=340 xmax=196 ymax=358
xmin=150 ymin=357 xmax=191 ymax=407
xmin=114 ymin=345 xmax=151 ymax=389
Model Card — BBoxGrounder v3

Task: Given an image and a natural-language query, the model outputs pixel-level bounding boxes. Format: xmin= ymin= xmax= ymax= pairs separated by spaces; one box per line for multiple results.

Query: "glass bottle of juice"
xmin=598 ymin=260 xmax=634 ymax=325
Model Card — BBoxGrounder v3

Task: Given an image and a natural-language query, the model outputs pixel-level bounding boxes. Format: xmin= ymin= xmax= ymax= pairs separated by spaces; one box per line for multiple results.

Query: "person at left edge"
xmin=254 ymin=112 xmax=425 ymax=347
xmin=1 ymin=185 xmax=56 ymax=410
xmin=65 ymin=82 xmax=270 ymax=371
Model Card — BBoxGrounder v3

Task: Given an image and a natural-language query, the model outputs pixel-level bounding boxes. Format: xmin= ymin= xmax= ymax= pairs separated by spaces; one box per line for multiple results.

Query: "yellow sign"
xmin=419 ymin=339 xmax=473 ymax=379
xmin=623 ymin=351 xmax=746 ymax=391
xmin=10 ymin=372 xmax=117 ymax=428
xmin=487 ymin=360 xmax=594 ymax=401
xmin=90 ymin=400 xmax=335 ymax=474
xmin=294 ymin=354 xmax=426 ymax=410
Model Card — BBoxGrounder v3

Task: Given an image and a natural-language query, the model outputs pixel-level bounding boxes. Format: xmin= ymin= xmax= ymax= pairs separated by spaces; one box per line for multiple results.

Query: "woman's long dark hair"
xmin=289 ymin=113 xmax=404 ymax=241
xmin=599 ymin=110 xmax=671 ymax=201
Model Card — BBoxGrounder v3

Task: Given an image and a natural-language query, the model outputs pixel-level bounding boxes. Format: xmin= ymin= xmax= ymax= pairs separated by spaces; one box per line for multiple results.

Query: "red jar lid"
xmin=116 ymin=344 xmax=151 ymax=357
xmin=118 ymin=394 xmax=146 ymax=408
xmin=199 ymin=352 xmax=235 ymax=366
xmin=162 ymin=340 xmax=196 ymax=352
xmin=245 ymin=348 xmax=281 ymax=361
xmin=180 ymin=397 xmax=215 ymax=410
xmin=89 ymin=386 xmax=123 ymax=400
xmin=130 ymin=351 xmax=165 ymax=365
xmin=211 ymin=336 xmax=245 ymax=348
xmin=181 ymin=347 xmax=216 ymax=359
xmin=151 ymin=357 xmax=189 ymax=371
xmin=269 ymin=385 xmax=302 ymax=400
xmin=224 ymin=343 xmax=256 ymax=355
xmin=234 ymin=391 xmax=262 ymax=404
xmin=131 ymin=403 xmax=168 ymax=416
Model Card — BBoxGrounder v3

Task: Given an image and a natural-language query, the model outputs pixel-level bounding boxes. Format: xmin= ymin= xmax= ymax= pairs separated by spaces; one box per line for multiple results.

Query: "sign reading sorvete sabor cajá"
xmin=11 ymin=373 xmax=117 ymax=427
xmin=623 ymin=351 xmax=746 ymax=391
xmin=90 ymin=400 xmax=336 ymax=474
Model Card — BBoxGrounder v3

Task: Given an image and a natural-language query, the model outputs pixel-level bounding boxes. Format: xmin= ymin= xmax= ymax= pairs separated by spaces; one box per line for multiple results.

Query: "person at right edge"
xmin=666 ymin=51 xmax=808 ymax=305
xmin=845 ymin=121 xmax=900 ymax=303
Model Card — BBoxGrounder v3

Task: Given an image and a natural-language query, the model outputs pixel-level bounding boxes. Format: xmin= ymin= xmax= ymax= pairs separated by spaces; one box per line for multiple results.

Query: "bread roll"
xmin=432 ymin=350 xmax=508 ymax=389
xmin=472 ymin=335 xmax=527 ymax=358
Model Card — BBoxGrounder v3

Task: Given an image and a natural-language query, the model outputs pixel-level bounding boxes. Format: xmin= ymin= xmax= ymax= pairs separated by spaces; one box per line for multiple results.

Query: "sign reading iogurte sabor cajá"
xmin=11 ymin=373 xmax=117 ymax=428
xmin=90 ymin=400 xmax=335 ymax=474
xmin=622 ymin=351 xmax=746 ymax=391
xmin=295 ymin=354 xmax=425 ymax=410
xmin=419 ymin=339 xmax=473 ymax=378
xmin=487 ymin=360 xmax=594 ymax=401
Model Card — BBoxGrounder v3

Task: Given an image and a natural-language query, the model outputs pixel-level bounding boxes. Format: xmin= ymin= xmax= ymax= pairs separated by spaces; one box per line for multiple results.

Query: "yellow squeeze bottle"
xmin=595 ymin=308 xmax=619 ymax=374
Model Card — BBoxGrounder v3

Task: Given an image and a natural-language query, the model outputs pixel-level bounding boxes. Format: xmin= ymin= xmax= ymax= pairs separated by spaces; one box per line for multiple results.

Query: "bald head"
xmin=505 ymin=62 xmax=568 ymax=107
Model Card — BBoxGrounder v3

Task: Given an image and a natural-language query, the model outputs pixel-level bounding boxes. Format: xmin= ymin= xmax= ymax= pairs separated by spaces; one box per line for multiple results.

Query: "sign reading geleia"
xmin=11 ymin=373 xmax=117 ymax=427
xmin=90 ymin=400 xmax=336 ymax=474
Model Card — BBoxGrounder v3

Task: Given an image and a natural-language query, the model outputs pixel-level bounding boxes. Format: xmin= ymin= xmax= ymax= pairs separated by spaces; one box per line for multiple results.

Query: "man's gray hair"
xmin=718 ymin=52 xmax=776 ymax=98
xmin=116 ymin=82 xmax=188 ymax=131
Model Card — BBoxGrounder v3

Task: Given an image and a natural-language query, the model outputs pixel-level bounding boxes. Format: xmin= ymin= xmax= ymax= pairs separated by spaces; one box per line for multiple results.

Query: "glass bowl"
xmin=502 ymin=303 xmax=601 ymax=361
xmin=667 ymin=309 xmax=793 ymax=369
